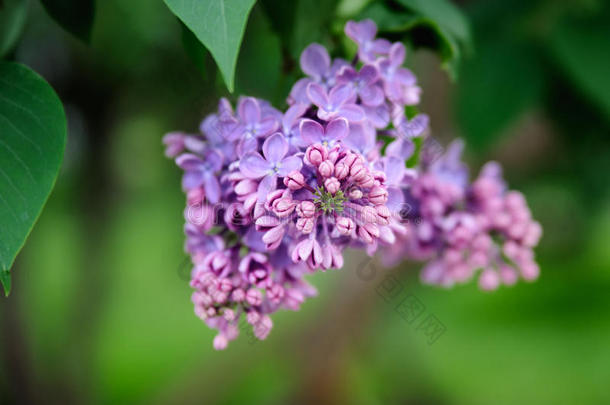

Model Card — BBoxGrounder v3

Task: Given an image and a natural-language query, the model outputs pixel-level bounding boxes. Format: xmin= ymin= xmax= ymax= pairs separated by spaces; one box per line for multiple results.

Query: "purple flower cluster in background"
xmin=163 ymin=20 xmax=542 ymax=350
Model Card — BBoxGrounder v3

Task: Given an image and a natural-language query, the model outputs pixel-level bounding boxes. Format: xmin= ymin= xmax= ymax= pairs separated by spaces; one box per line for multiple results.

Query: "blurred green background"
xmin=1 ymin=0 xmax=610 ymax=404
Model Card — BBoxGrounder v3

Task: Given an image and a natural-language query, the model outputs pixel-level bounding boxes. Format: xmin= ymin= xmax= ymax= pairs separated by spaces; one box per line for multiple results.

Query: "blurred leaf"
xmin=550 ymin=11 xmax=610 ymax=119
xmin=0 ymin=0 xmax=29 ymax=58
xmin=0 ymin=269 xmax=10 ymax=296
xmin=259 ymin=0 xmax=297 ymax=40
xmin=0 ymin=62 xmax=66 ymax=295
xmin=456 ymin=40 xmax=543 ymax=149
xmin=40 ymin=0 xmax=95 ymax=42
xmin=235 ymin=6 xmax=281 ymax=102
xmin=396 ymin=0 xmax=471 ymax=43
xmin=180 ymin=21 xmax=209 ymax=79
xmin=163 ymin=0 xmax=257 ymax=92
xmin=359 ymin=0 xmax=471 ymax=77
xmin=291 ymin=0 xmax=339 ymax=57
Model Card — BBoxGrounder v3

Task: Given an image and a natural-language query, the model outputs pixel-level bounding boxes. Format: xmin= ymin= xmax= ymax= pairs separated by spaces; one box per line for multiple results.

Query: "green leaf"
xmin=455 ymin=39 xmax=543 ymax=150
xmin=0 ymin=269 xmax=10 ymax=296
xmin=396 ymin=0 xmax=470 ymax=46
xmin=550 ymin=10 xmax=610 ymax=119
xmin=235 ymin=6 xmax=281 ymax=102
xmin=0 ymin=62 xmax=67 ymax=295
xmin=163 ymin=0 xmax=257 ymax=92
xmin=359 ymin=0 xmax=471 ymax=77
xmin=0 ymin=0 xmax=29 ymax=58
xmin=40 ymin=0 xmax=95 ymax=42
xmin=180 ymin=21 xmax=210 ymax=79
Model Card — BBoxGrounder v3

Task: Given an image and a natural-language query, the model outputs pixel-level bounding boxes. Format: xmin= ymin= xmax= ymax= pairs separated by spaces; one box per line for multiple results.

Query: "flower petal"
xmin=289 ymin=78 xmax=313 ymax=105
xmin=182 ymin=171 xmax=204 ymax=190
xmin=359 ymin=64 xmax=378 ymax=84
xmin=204 ymin=174 xmax=221 ymax=204
xmin=240 ymin=152 xmax=271 ymax=178
xmin=306 ymin=82 xmax=329 ymax=109
xmin=277 ymin=156 xmax=303 ymax=176
xmin=257 ymin=174 xmax=277 ymax=201
xmin=256 ymin=116 xmax=279 ymax=137
xmin=329 ymin=84 xmax=355 ymax=106
xmin=299 ymin=119 xmax=324 ymax=144
xmin=238 ymin=97 xmax=261 ymax=124
xmin=360 ymin=84 xmax=385 ymax=107
xmin=325 ymin=117 xmax=349 ymax=141
xmin=389 ymin=42 xmax=406 ymax=66
xmin=263 ymin=133 xmax=288 ymax=163
xmin=337 ymin=104 xmax=365 ymax=122
xmin=282 ymin=103 xmax=308 ymax=133
xmin=371 ymin=38 xmax=391 ymax=55
xmin=300 ymin=43 xmax=330 ymax=79
xmin=363 ymin=103 xmax=390 ymax=128
xmin=175 ymin=153 xmax=203 ymax=171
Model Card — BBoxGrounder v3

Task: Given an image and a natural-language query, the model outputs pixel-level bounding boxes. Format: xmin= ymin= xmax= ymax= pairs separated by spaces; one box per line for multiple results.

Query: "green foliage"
xmin=456 ymin=39 xmax=543 ymax=150
xmin=359 ymin=0 xmax=472 ymax=78
xmin=163 ymin=0 xmax=257 ymax=92
xmin=40 ymin=0 xmax=95 ymax=42
xmin=0 ymin=62 xmax=66 ymax=295
xmin=0 ymin=0 xmax=29 ymax=57
xmin=550 ymin=8 xmax=610 ymax=119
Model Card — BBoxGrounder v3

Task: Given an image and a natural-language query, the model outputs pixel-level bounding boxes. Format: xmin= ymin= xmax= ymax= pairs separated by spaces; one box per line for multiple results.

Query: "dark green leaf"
xmin=0 ymin=0 xmax=29 ymax=58
xmin=40 ymin=0 xmax=95 ymax=42
xmin=550 ymin=11 xmax=610 ymax=119
xmin=359 ymin=0 xmax=471 ymax=77
xmin=180 ymin=21 xmax=210 ymax=79
xmin=290 ymin=0 xmax=339 ymax=58
xmin=396 ymin=0 xmax=470 ymax=46
xmin=163 ymin=0 xmax=257 ymax=92
xmin=455 ymin=40 xmax=543 ymax=150
xmin=235 ymin=6 xmax=281 ymax=102
xmin=0 ymin=62 xmax=67 ymax=295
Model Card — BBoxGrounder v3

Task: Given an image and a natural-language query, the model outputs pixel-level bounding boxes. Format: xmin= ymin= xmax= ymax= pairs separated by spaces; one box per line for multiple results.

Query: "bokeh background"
xmin=2 ymin=0 xmax=610 ymax=404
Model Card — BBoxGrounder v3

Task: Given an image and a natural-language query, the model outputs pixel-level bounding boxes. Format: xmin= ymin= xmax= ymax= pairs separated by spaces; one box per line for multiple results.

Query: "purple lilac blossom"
xmin=163 ymin=19 xmax=542 ymax=350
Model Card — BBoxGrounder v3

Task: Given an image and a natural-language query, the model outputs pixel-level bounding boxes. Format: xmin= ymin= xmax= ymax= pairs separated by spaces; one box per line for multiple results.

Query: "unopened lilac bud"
xmin=305 ymin=144 xmax=327 ymax=166
xmin=297 ymin=201 xmax=316 ymax=218
xmin=324 ymin=177 xmax=341 ymax=194
xmin=479 ymin=269 xmax=500 ymax=291
xmin=246 ymin=288 xmax=263 ymax=306
xmin=234 ymin=179 xmax=258 ymax=196
xmin=223 ymin=308 xmax=236 ymax=322
xmin=253 ymin=315 xmax=273 ymax=340
xmin=213 ymin=334 xmax=228 ymax=350
xmin=499 ymin=264 xmax=517 ymax=285
xmin=296 ymin=217 xmax=315 ymax=234
xmin=246 ymin=310 xmax=261 ymax=325
xmin=272 ymin=197 xmax=296 ymax=217
xmin=350 ymin=164 xmax=367 ymax=181
xmin=284 ymin=170 xmax=306 ymax=190
xmin=368 ymin=186 xmax=388 ymax=205
xmin=520 ymin=260 xmax=539 ymax=281
xmin=361 ymin=205 xmax=377 ymax=224
xmin=265 ymin=189 xmax=285 ymax=211
xmin=358 ymin=174 xmax=375 ymax=188
xmin=267 ymin=284 xmax=285 ymax=304
xmin=349 ymin=187 xmax=363 ymax=199
xmin=358 ymin=223 xmax=379 ymax=243
xmin=336 ymin=216 xmax=355 ymax=235
xmin=231 ymin=288 xmax=245 ymax=302
xmin=376 ymin=205 xmax=390 ymax=225
xmin=335 ymin=162 xmax=349 ymax=179
xmin=318 ymin=160 xmax=335 ymax=177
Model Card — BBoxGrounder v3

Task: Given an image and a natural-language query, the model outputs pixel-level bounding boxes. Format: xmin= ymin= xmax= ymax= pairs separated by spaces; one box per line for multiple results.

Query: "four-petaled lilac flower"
xmin=307 ymin=83 xmax=365 ymax=122
xmin=176 ymin=148 xmax=223 ymax=203
xmin=289 ymin=44 xmax=349 ymax=105
xmin=240 ymin=133 xmax=303 ymax=200
xmin=299 ymin=118 xmax=349 ymax=148
xmin=345 ymin=19 xmax=391 ymax=63
xmin=230 ymin=97 xmax=279 ymax=157
xmin=376 ymin=43 xmax=421 ymax=105
xmin=337 ymin=64 xmax=384 ymax=107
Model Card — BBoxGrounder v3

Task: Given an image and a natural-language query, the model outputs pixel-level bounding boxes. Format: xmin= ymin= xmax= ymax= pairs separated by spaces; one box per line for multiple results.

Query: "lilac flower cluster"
xmin=163 ymin=20 xmax=541 ymax=349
